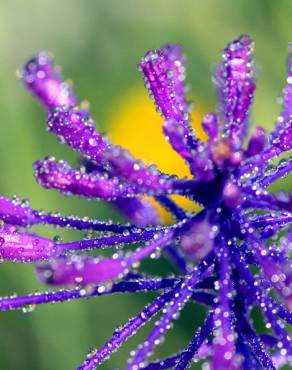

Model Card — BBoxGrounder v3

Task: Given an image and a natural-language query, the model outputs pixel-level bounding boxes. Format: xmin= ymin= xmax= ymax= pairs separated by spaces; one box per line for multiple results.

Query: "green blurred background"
xmin=0 ymin=0 xmax=291 ymax=369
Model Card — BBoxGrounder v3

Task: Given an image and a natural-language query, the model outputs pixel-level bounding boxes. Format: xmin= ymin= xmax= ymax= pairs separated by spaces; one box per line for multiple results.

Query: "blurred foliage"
xmin=0 ymin=0 xmax=291 ymax=369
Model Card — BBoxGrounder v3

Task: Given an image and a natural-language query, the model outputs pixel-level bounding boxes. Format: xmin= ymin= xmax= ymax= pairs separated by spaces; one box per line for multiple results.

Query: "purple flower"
xmin=0 ymin=35 xmax=291 ymax=369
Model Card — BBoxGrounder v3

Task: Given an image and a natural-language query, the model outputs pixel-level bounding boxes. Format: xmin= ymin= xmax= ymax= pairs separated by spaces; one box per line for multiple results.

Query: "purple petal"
xmin=0 ymin=224 xmax=56 ymax=263
xmin=202 ymin=113 xmax=219 ymax=141
xmin=57 ymin=228 xmax=160 ymax=254
xmin=37 ymin=256 xmax=126 ymax=285
xmin=139 ymin=44 xmax=189 ymax=123
xmin=211 ymin=246 xmax=238 ymax=370
xmin=0 ymin=195 xmax=150 ymax=233
xmin=127 ymin=230 xmax=174 ymax=265
xmin=139 ymin=44 xmax=199 ymax=154
xmin=0 ymin=278 xmax=177 ymax=312
xmin=34 ymin=157 xmax=136 ymax=200
xmin=246 ymin=126 xmax=267 ymax=157
xmin=20 ymin=52 xmax=76 ymax=109
xmin=48 ymin=108 xmax=175 ymax=192
xmin=47 ymin=108 xmax=108 ymax=162
xmin=0 ymin=196 xmax=36 ymax=226
xmin=103 ymin=145 xmax=173 ymax=192
xmin=163 ymin=118 xmax=194 ymax=161
xmin=114 ymin=197 xmax=160 ymax=227
xmin=214 ymin=35 xmax=255 ymax=146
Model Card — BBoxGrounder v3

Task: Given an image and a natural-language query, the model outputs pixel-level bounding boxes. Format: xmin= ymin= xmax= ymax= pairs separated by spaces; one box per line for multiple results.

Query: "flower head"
xmin=0 ymin=35 xmax=291 ymax=369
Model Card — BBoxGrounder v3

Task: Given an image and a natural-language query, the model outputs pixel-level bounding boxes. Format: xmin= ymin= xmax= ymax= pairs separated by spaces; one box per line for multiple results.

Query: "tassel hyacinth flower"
xmin=0 ymin=35 xmax=291 ymax=369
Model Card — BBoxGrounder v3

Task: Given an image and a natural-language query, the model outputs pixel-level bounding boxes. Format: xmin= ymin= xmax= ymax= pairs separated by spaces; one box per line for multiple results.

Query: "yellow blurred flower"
xmin=107 ymin=87 xmax=207 ymax=222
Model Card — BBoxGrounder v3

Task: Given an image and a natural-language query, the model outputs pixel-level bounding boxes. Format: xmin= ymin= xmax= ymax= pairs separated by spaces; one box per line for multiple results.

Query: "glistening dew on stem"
xmin=0 ymin=35 xmax=291 ymax=369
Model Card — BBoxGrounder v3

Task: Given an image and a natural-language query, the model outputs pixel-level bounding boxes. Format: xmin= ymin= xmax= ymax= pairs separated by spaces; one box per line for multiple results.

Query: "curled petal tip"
xmin=0 ymin=225 xmax=55 ymax=263
xmin=215 ymin=35 xmax=255 ymax=146
xmin=139 ymin=44 xmax=190 ymax=123
xmin=0 ymin=196 xmax=36 ymax=226
xmin=20 ymin=52 xmax=77 ymax=109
